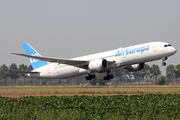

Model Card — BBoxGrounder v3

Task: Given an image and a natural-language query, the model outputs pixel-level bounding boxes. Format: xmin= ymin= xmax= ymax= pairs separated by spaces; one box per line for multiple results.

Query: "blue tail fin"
xmin=22 ymin=43 xmax=49 ymax=70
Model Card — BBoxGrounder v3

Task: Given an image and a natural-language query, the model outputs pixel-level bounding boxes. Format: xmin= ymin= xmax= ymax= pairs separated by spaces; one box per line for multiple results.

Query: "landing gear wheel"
xmin=103 ymin=76 xmax=110 ymax=80
xmin=161 ymin=57 xmax=167 ymax=66
xmin=85 ymin=74 xmax=96 ymax=80
xmin=109 ymin=75 xmax=114 ymax=79
xmin=161 ymin=62 xmax=166 ymax=66
xmin=103 ymin=74 xmax=114 ymax=80
xmin=85 ymin=76 xmax=90 ymax=80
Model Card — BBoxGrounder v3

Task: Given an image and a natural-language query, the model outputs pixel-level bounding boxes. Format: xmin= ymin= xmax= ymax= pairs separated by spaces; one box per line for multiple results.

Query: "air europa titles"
xmin=115 ymin=45 xmax=149 ymax=57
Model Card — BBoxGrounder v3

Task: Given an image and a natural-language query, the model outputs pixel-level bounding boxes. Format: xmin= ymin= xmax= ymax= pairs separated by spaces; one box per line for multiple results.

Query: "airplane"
xmin=10 ymin=41 xmax=177 ymax=80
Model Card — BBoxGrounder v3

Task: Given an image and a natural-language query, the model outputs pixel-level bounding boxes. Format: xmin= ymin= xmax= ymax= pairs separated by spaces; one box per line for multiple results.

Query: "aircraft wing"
xmin=5 ymin=70 xmax=39 ymax=74
xmin=10 ymin=52 xmax=89 ymax=68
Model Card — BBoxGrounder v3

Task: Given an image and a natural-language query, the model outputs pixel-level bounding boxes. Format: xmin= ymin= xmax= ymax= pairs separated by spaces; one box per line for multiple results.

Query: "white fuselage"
xmin=28 ymin=42 xmax=177 ymax=79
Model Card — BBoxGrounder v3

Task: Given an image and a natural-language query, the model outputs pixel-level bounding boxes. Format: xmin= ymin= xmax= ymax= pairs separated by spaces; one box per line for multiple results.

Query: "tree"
xmin=27 ymin=65 xmax=33 ymax=85
xmin=154 ymin=75 xmax=165 ymax=85
xmin=141 ymin=64 xmax=153 ymax=84
xmin=175 ymin=64 xmax=180 ymax=81
xmin=114 ymin=69 xmax=133 ymax=85
xmin=19 ymin=64 xmax=28 ymax=76
xmin=9 ymin=63 xmax=19 ymax=85
xmin=131 ymin=71 xmax=142 ymax=85
xmin=28 ymin=65 xmax=33 ymax=71
xmin=99 ymin=78 xmax=105 ymax=85
xmin=151 ymin=64 xmax=161 ymax=80
xmin=166 ymin=64 xmax=175 ymax=84
xmin=89 ymin=79 xmax=97 ymax=85
xmin=19 ymin=64 xmax=28 ymax=85
xmin=0 ymin=64 xmax=9 ymax=85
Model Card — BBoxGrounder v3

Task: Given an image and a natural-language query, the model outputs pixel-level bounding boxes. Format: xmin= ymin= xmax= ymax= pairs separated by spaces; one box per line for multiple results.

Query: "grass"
xmin=1 ymin=85 xmax=180 ymax=97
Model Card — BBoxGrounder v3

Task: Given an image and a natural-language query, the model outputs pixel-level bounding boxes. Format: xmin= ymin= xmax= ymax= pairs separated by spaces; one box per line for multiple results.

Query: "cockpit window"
xmin=164 ymin=44 xmax=172 ymax=47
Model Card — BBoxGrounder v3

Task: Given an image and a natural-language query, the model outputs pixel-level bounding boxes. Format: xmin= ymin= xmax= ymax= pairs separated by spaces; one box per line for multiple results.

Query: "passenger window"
xmin=164 ymin=45 xmax=168 ymax=47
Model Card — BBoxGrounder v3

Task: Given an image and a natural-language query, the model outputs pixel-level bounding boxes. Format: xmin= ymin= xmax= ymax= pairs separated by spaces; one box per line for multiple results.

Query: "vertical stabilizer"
xmin=22 ymin=43 xmax=49 ymax=70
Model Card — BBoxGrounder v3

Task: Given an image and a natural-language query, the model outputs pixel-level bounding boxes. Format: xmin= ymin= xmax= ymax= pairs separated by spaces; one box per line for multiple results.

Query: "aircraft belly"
xmin=53 ymin=66 xmax=88 ymax=79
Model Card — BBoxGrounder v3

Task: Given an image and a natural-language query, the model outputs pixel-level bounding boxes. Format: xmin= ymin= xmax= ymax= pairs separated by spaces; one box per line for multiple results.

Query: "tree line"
xmin=0 ymin=63 xmax=180 ymax=86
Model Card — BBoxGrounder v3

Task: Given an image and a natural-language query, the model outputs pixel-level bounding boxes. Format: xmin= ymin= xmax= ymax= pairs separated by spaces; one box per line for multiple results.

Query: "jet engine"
xmin=125 ymin=63 xmax=145 ymax=72
xmin=88 ymin=59 xmax=108 ymax=71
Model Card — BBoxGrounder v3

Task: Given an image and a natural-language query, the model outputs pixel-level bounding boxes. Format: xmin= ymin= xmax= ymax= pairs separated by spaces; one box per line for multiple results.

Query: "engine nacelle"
xmin=88 ymin=59 xmax=108 ymax=71
xmin=125 ymin=63 xmax=145 ymax=72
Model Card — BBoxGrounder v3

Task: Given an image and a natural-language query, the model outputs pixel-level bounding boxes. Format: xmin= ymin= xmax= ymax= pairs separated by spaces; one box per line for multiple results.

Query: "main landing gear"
xmin=161 ymin=57 xmax=167 ymax=66
xmin=103 ymin=73 xmax=114 ymax=80
xmin=85 ymin=74 xmax=95 ymax=80
xmin=85 ymin=72 xmax=114 ymax=81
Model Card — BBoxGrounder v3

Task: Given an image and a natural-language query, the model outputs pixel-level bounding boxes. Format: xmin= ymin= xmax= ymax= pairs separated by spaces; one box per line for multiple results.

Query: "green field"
xmin=1 ymin=94 xmax=180 ymax=119
xmin=1 ymin=86 xmax=180 ymax=119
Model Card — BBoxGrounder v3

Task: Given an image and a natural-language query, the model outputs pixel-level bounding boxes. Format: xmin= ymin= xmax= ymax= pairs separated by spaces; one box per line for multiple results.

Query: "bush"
xmin=154 ymin=75 xmax=165 ymax=85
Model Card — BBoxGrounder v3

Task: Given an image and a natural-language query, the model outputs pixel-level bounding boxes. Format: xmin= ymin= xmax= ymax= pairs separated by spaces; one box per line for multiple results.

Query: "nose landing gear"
xmin=161 ymin=57 xmax=167 ymax=66
xmin=161 ymin=62 xmax=166 ymax=66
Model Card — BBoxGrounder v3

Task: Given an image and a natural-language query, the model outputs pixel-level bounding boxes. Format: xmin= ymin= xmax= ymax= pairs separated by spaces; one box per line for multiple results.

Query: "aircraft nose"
xmin=172 ymin=47 xmax=177 ymax=54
